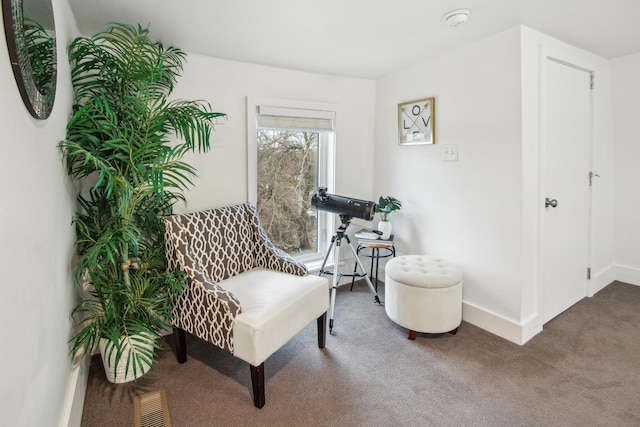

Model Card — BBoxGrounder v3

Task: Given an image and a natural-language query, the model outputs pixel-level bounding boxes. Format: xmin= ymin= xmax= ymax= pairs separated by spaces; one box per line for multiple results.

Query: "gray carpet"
xmin=80 ymin=281 xmax=640 ymax=426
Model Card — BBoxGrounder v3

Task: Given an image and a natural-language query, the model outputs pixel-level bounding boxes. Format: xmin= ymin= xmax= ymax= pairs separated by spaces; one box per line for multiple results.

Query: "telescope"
xmin=312 ymin=187 xmax=381 ymax=333
xmin=310 ymin=187 xmax=376 ymax=221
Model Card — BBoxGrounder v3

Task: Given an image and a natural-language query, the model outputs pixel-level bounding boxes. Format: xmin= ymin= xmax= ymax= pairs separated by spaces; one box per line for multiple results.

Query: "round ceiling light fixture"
xmin=443 ymin=9 xmax=471 ymax=27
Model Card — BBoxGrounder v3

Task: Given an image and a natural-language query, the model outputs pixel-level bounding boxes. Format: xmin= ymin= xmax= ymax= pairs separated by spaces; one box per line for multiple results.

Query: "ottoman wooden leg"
xmin=408 ymin=330 xmax=417 ymax=340
xmin=448 ymin=326 xmax=459 ymax=335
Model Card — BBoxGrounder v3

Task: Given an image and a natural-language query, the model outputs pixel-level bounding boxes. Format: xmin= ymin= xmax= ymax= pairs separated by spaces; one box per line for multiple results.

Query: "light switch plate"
xmin=442 ymin=144 xmax=458 ymax=161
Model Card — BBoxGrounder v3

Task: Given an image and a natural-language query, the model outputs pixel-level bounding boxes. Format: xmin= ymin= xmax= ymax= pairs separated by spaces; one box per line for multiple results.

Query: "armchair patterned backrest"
xmin=163 ymin=203 xmax=308 ymax=353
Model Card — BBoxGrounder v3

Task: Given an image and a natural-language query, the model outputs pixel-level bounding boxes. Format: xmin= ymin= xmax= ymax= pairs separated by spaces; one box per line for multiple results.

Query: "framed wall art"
xmin=398 ymin=97 xmax=435 ymax=145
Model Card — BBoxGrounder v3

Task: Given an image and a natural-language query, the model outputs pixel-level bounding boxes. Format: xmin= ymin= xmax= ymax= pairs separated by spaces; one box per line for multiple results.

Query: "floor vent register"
xmin=134 ymin=389 xmax=172 ymax=427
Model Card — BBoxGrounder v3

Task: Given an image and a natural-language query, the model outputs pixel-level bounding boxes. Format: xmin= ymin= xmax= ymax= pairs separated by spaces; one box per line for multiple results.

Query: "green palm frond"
xmin=24 ymin=18 xmax=56 ymax=94
xmin=61 ymin=23 xmax=225 ymax=379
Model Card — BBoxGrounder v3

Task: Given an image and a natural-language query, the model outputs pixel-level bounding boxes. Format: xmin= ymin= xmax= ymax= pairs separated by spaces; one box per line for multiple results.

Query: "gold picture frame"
xmin=398 ymin=97 xmax=435 ymax=145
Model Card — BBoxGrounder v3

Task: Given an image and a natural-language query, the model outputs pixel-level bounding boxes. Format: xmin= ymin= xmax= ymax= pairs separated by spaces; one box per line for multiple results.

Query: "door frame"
xmin=520 ymin=30 xmax=613 ymax=344
xmin=536 ymin=48 xmax=596 ymax=326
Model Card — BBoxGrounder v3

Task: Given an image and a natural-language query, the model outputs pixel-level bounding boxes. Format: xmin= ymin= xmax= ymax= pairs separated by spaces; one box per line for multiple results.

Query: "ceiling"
xmin=68 ymin=0 xmax=640 ymax=79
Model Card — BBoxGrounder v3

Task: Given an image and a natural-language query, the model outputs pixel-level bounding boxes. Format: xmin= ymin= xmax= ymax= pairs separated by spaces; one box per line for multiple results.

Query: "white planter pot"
xmin=99 ymin=334 xmax=155 ymax=383
xmin=377 ymin=220 xmax=392 ymax=240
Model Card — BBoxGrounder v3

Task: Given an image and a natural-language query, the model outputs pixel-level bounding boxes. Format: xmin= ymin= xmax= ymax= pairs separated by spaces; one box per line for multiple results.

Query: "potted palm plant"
xmin=375 ymin=196 xmax=402 ymax=239
xmin=59 ymin=23 xmax=225 ymax=382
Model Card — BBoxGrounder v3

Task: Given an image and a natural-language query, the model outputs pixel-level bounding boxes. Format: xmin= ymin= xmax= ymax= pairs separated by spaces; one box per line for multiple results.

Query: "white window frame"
xmin=247 ymin=97 xmax=338 ymax=267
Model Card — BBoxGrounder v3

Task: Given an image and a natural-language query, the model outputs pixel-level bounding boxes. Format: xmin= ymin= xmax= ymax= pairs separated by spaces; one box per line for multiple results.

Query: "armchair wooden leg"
xmin=250 ymin=363 xmax=265 ymax=408
xmin=173 ymin=327 xmax=187 ymax=363
xmin=317 ymin=312 xmax=327 ymax=349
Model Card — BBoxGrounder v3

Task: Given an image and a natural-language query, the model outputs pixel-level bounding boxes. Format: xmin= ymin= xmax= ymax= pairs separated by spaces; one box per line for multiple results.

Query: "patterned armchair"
xmin=163 ymin=203 xmax=329 ymax=408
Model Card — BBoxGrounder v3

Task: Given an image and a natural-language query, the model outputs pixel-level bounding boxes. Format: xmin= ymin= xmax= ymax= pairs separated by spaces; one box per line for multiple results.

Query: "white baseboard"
xmin=461 ymin=263 xmax=637 ymax=345
xmin=462 ymin=301 xmax=542 ymax=345
xmin=590 ymin=264 xmax=616 ymax=296
xmin=520 ymin=314 xmax=544 ymax=344
xmin=613 ymin=264 xmax=640 ymax=287
xmin=59 ymin=355 xmax=90 ymax=427
xmin=461 ymin=264 xmax=640 ymax=346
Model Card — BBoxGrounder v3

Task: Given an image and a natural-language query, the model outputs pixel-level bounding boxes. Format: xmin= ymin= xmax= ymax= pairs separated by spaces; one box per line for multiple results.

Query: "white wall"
xmin=611 ymin=52 xmax=640 ymax=284
xmin=374 ymin=26 xmax=616 ymax=344
xmin=0 ymin=21 xmax=375 ymax=425
xmin=375 ymin=28 xmax=525 ymax=336
xmin=0 ymin=1 xmax=82 ymax=426
xmin=168 ymin=55 xmax=378 ymax=282
xmin=170 ymin=54 xmax=377 ymax=213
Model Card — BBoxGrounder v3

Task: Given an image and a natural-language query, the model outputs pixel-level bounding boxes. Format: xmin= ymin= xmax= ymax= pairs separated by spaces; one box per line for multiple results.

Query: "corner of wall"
xmin=589 ymin=264 xmax=616 ymax=296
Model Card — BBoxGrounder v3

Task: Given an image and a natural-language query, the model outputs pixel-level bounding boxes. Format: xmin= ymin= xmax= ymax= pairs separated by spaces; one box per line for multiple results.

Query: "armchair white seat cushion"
xmin=163 ymin=203 xmax=329 ymax=408
xmin=223 ymin=269 xmax=329 ymax=367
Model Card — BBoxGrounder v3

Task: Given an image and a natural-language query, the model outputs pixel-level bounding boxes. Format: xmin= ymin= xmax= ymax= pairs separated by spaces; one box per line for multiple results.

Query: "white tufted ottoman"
xmin=384 ymin=255 xmax=462 ymax=340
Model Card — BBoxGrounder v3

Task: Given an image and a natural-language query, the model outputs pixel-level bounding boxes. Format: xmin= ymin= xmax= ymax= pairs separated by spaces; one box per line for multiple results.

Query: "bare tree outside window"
xmin=257 ymin=129 xmax=319 ymax=255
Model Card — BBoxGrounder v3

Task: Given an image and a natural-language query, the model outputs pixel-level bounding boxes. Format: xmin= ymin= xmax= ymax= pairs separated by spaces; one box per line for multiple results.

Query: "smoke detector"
xmin=443 ymin=9 xmax=470 ymax=27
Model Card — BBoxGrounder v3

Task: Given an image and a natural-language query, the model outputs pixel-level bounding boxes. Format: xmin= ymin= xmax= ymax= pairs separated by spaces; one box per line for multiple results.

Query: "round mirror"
xmin=2 ymin=0 xmax=57 ymax=119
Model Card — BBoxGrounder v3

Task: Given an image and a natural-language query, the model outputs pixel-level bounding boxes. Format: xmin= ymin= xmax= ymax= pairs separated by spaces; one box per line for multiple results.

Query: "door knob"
xmin=545 ymin=197 xmax=558 ymax=208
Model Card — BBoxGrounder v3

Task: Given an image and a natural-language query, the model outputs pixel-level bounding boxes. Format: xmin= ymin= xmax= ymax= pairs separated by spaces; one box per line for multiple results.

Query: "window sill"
xmin=304 ymin=259 xmax=333 ymax=275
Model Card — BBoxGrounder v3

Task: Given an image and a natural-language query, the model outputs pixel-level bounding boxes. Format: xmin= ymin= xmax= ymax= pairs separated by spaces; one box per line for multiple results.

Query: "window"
xmin=248 ymin=99 xmax=336 ymax=265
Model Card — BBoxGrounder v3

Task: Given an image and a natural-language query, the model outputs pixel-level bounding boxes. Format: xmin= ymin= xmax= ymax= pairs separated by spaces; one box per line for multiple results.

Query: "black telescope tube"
xmin=311 ymin=188 xmax=376 ymax=221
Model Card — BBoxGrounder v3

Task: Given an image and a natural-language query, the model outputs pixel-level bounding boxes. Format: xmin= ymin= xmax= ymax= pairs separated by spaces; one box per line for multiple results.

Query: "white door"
xmin=540 ymin=58 xmax=592 ymax=325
